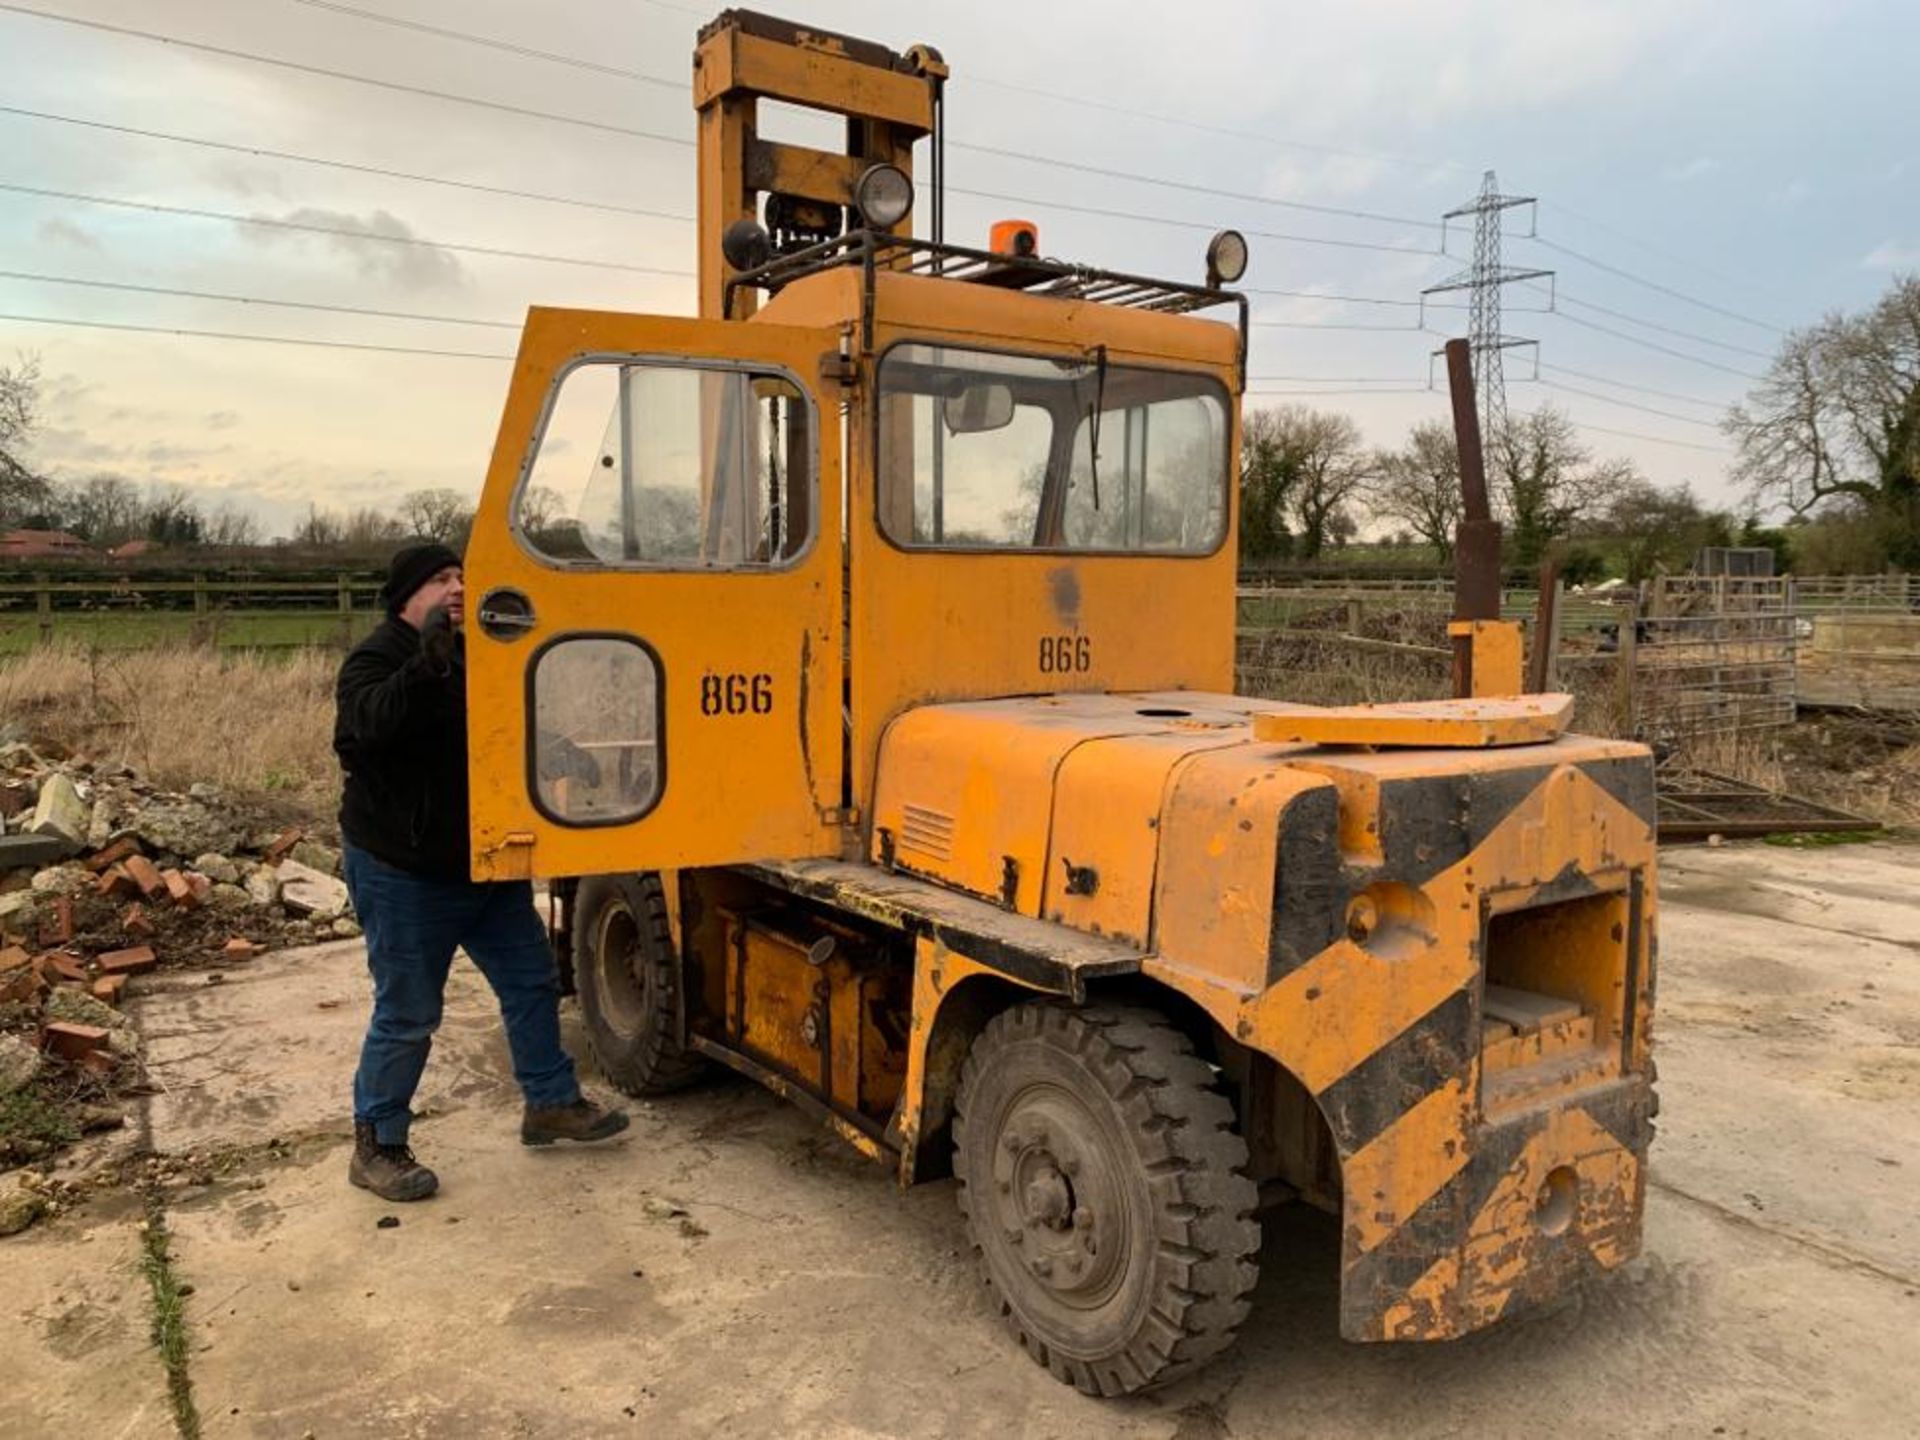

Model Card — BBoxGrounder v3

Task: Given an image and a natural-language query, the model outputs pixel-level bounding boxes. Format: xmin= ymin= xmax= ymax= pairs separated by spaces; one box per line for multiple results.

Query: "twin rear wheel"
xmin=953 ymin=1003 xmax=1261 ymax=1397
xmin=570 ymin=884 xmax=1260 ymax=1396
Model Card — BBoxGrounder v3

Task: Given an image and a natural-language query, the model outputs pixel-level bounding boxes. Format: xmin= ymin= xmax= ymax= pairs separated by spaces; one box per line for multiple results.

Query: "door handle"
xmin=476 ymin=587 xmax=537 ymax=640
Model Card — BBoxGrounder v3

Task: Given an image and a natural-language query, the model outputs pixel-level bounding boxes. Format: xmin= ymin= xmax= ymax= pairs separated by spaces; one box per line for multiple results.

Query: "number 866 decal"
xmin=700 ymin=671 xmax=774 ymax=716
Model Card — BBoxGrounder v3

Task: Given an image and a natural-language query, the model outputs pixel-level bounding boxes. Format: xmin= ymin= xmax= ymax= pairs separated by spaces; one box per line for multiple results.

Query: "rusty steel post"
xmin=1446 ymin=338 xmax=1503 ymax=697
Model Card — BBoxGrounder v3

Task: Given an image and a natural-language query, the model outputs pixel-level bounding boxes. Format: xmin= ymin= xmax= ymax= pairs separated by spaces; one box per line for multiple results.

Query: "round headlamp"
xmin=853 ymin=163 xmax=915 ymax=230
xmin=1206 ymin=229 xmax=1249 ymax=286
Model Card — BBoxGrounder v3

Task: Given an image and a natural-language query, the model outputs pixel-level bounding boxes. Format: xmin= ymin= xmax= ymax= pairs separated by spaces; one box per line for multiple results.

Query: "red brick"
xmin=91 ymin=974 xmax=129 ymax=1004
xmin=39 ymin=950 xmax=88 ymax=984
xmin=96 ymin=945 xmax=158 ymax=977
xmin=77 ymin=1047 xmax=118 ymax=1078
xmin=221 ymin=937 xmax=264 ymax=960
xmin=0 ymin=782 xmax=29 ymax=818
xmin=0 ymin=943 xmax=29 ymax=975
xmin=84 ymin=836 xmax=142 ymax=873
xmin=97 ymin=864 xmax=140 ymax=899
xmin=0 ymin=968 xmax=40 ymax=1004
xmin=162 ymin=868 xmax=196 ymax=908
xmin=187 ymin=872 xmax=212 ymax=904
xmin=263 ymin=826 xmax=304 ymax=864
xmin=123 ymin=854 xmax=166 ymax=900
xmin=42 ymin=1022 xmax=109 ymax=1061
xmin=38 ymin=896 xmax=74 ymax=947
xmin=122 ymin=902 xmax=155 ymax=937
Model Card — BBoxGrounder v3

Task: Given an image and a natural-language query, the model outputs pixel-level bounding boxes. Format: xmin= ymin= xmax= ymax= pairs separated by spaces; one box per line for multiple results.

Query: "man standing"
xmin=334 ymin=542 xmax=628 ymax=1202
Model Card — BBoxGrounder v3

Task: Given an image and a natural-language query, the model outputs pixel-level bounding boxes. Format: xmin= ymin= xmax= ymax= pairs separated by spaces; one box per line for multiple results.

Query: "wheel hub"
xmin=989 ymin=1090 xmax=1127 ymax=1304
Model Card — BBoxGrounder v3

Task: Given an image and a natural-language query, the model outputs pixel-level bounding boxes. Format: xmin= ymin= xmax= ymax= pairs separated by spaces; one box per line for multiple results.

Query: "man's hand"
xmin=419 ymin=604 xmax=457 ymax=678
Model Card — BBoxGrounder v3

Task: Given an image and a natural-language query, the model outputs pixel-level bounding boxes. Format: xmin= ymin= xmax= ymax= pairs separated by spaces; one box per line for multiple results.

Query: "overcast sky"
xmin=3 ymin=0 xmax=1916 ymax=537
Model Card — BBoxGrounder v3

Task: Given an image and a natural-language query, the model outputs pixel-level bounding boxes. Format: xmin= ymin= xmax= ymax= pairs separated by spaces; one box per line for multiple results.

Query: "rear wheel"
xmin=952 ymin=1002 xmax=1260 ymax=1396
xmin=571 ymin=873 xmax=706 ymax=1095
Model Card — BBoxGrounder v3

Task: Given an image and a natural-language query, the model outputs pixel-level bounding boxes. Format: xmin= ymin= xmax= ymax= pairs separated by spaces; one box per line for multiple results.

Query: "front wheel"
xmin=952 ymin=1003 xmax=1260 ymax=1396
xmin=571 ymin=873 xmax=706 ymax=1096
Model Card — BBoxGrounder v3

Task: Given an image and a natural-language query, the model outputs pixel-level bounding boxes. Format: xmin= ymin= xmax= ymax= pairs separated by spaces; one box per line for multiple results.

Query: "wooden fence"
xmin=0 ymin=575 xmax=388 ymax=652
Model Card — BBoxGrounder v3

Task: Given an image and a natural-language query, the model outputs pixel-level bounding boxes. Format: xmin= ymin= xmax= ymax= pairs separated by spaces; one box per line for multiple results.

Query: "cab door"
xmin=463 ymin=307 xmax=844 ymax=880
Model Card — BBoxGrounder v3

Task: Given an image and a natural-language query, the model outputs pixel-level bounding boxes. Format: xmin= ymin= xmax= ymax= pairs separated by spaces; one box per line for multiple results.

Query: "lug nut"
xmin=1072 ymin=1206 xmax=1093 ymax=1230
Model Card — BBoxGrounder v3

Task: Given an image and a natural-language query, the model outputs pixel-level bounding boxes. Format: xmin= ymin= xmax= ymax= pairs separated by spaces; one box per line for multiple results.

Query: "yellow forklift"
xmin=462 ymin=10 xmax=1659 ymax=1395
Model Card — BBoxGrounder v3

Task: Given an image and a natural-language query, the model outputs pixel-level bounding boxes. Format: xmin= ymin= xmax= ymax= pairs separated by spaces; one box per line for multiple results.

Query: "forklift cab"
xmin=461 ymin=259 xmax=1248 ymax=883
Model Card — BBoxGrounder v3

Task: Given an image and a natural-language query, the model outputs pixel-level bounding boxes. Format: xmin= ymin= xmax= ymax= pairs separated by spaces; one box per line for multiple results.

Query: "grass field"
xmin=0 ymin=611 xmax=380 ymax=655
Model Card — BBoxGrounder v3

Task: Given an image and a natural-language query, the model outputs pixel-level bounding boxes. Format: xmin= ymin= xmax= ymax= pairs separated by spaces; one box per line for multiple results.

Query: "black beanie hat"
xmin=381 ymin=542 xmax=462 ymax=615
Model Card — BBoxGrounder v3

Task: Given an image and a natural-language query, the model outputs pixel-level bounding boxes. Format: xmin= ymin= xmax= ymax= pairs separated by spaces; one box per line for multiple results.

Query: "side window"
xmin=531 ymin=637 xmax=661 ymax=826
xmin=518 ymin=361 xmax=814 ymax=568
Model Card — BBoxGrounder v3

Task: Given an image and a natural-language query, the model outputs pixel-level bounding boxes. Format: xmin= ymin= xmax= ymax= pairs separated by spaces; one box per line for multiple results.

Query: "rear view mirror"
xmin=943 ymin=383 xmax=1016 ymax=434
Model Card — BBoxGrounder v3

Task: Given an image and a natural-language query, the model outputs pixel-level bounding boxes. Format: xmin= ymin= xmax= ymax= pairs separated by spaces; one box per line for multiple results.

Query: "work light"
xmin=853 ymin=163 xmax=915 ymax=229
xmin=1206 ymin=229 xmax=1249 ymax=286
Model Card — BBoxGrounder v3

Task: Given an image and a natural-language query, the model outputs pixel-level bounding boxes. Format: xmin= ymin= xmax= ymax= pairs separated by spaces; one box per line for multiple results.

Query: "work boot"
xmin=348 ymin=1121 xmax=439 ymax=1202
xmin=521 ymin=1096 xmax=630 ymax=1147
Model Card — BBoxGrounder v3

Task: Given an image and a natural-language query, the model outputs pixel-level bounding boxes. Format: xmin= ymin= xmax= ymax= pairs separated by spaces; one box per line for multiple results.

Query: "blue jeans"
xmin=344 ymin=844 xmax=579 ymax=1145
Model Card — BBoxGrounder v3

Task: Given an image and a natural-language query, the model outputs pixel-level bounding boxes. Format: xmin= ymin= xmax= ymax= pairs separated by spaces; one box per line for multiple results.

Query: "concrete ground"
xmin=4 ymin=841 xmax=1917 ymax=1439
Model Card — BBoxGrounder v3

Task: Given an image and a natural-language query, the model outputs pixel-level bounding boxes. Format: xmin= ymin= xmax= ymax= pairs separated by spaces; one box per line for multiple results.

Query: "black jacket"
xmin=334 ymin=615 xmax=471 ymax=880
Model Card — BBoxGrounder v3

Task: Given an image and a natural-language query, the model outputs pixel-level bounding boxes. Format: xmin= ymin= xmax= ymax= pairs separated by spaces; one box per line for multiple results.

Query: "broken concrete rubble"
xmin=276 ymin=860 xmax=350 ymax=920
xmin=26 ymin=773 xmax=87 ymax=849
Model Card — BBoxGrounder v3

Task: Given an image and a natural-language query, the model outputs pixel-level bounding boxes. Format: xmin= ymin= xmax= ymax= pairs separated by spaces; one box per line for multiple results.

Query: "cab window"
xmin=875 ymin=344 xmax=1228 ymax=554
xmin=517 ymin=360 xmax=814 ymax=569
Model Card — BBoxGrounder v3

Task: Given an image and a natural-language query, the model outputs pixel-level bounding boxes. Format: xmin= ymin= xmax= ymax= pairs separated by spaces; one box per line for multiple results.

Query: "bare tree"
xmin=1727 ymin=275 xmax=1920 ymax=566
xmin=1493 ymin=405 xmax=1631 ymax=566
xmin=294 ymin=504 xmax=345 ymax=548
xmin=0 ymin=353 xmax=52 ymax=524
xmin=204 ymin=502 xmax=263 ymax=549
xmin=1367 ymin=420 xmax=1463 ymax=562
xmin=398 ymin=487 xmax=474 ymax=545
xmin=1239 ymin=405 xmax=1369 ymax=562
xmin=343 ymin=506 xmax=405 ymax=549
xmin=142 ymin=483 xmax=203 ymax=546
xmin=63 ymin=473 xmax=144 ymax=543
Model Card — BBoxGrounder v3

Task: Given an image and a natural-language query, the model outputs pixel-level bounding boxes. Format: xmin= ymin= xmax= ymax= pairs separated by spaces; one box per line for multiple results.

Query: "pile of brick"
xmin=0 ymin=741 xmax=355 ymax=987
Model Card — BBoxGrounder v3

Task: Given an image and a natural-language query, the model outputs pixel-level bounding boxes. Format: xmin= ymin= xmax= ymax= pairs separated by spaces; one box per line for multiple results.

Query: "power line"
xmin=1567 ymin=418 xmax=1730 ymax=454
xmin=0 ymin=180 xmax=697 ymax=279
xmin=1245 ymin=387 xmax=1435 ymax=397
xmin=1538 ymin=362 xmax=1729 ymax=412
xmin=0 ymin=3 xmax=696 ymax=146
xmin=949 ymin=141 xmax=1436 ymax=231
xmin=1250 ymin=319 xmax=1424 ymax=332
xmin=6 ymin=3 xmax=1443 ymax=246
xmin=0 ymin=104 xmax=694 ymax=223
xmin=281 ymin=0 xmax=681 ymax=89
xmin=1525 ymin=234 xmax=1786 ymax=335
xmin=952 ymin=184 xmax=1441 ymax=258
xmin=1556 ymin=292 xmax=1774 ymax=359
xmin=0 ymin=309 xmax=511 ymax=360
xmin=1248 ymin=374 xmax=1429 ymax=384
xmin=1541 ymin=307 xmax=1764 ymax=381
xmin=0 ymin=267 xmax=522 ymax=329
xmin=1531 ymin=377 xmax=1723 ymax=429
xmin=1539 ymin=198 xmax=1789 ymax=308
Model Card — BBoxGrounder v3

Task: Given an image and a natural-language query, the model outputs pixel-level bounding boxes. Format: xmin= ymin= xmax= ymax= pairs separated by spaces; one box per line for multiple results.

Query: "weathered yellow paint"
xmin=1254 ymin=692 xmax=1573 ymax=749
xmin=1044 ymin=731 xmax=1249 ymax=946
xmin=462 ymin=308 xmax=845 ymax=879
xmin=1150 ymin=751 xmax=1336 ymax=995
xmin=1382 ymin=1105 xmax=1642 ymax=1340
xmin=1449 ymin=618 xmax=1526 ymax=696
xmin=1341 ymin=1072 xmax=1475 ymax=1255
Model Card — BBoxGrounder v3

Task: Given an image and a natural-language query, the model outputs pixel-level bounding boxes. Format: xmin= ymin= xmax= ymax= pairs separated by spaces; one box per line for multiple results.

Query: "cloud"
xmin=242 ymin=207 xmax=467 ymax=290
xmin=1861 ymin=241 xmax=1920 ymax=270
xmin=1767 ymin=178 xmax=1811 ymax=208
xmin=206 ymin=410 xmax=241 ymax=430
xmin=1662 ymin=156 xmax=1717 ymax=182
xmin=37 ymin=217 xmax=100 ymax=250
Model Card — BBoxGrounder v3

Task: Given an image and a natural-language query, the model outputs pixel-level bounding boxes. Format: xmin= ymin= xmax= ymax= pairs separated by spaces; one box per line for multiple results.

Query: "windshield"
xmin=875 ymin=344 xmax=1229 ymax=553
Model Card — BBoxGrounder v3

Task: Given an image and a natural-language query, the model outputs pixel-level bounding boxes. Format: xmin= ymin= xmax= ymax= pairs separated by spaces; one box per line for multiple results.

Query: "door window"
xmin=530 ymin=636 xmax=662 ymax=825
xmin=517 ymin=360 xmax=815 ymax=569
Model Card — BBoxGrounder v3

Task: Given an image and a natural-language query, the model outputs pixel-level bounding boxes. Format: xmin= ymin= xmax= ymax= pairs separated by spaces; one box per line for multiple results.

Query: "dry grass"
xmin=0 ymin=644 xmax=340 ymax=811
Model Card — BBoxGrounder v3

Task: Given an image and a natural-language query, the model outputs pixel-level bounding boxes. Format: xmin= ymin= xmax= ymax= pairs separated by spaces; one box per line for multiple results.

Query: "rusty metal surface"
xmin=1656 ymin=768 xmax=1882 ymax=840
